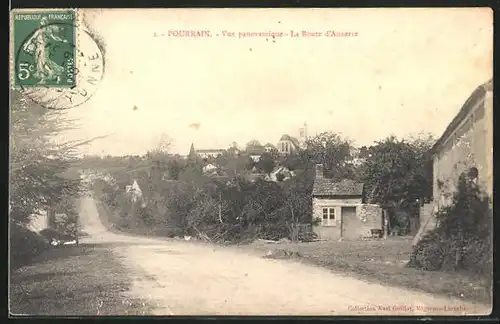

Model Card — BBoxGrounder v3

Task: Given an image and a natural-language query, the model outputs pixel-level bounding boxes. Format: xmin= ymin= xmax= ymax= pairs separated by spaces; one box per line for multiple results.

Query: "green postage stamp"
xmin=12 ymin=9 xmax=77 ymax=88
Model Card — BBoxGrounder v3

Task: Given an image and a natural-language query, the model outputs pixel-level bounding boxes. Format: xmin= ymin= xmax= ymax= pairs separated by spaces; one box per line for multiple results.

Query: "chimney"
xmin=315 ymin=164 xmax=324 ymax=179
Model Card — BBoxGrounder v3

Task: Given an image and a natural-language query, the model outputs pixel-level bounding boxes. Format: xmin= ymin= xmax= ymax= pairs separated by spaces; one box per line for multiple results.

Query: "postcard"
xmin=9 ymin=8 xmax=493 ymax=316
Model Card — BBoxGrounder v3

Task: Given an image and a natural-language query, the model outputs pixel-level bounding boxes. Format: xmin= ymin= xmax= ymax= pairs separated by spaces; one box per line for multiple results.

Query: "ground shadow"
xmin=10 ymin=271 xmax=81 ymax=285
xmin=11 ymin=244 xmax=99 ymax=272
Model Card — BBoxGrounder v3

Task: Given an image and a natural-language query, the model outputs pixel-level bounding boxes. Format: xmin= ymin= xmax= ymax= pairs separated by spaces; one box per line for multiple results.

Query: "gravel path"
xmin=79 ymin=196 xmax=491 ymax=316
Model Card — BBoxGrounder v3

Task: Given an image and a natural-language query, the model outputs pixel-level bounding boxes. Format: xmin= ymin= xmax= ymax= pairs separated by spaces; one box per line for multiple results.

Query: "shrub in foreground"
xmin=10 ymin=222 xmax=49 ymax=269
xmin=408 ymin=174 xmax=492 ymax=274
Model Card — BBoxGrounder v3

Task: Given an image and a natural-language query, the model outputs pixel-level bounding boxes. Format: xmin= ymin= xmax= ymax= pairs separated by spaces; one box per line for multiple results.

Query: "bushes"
xmin=408 ymin=175 xmax=492 ymax=274
xmin=10 ymin=221 xmax=49 ymax=269
xmin=91 ymin=169 xmax=315 ymax=243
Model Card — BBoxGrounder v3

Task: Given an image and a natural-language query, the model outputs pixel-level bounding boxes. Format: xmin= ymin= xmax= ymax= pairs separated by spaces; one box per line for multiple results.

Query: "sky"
xmin=60 ymin=8 xmax=492 ymax=156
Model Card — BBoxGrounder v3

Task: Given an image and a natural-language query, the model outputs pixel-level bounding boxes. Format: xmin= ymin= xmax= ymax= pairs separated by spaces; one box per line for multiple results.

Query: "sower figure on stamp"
xmin=22 ymin=17 xmax=68 ymax=84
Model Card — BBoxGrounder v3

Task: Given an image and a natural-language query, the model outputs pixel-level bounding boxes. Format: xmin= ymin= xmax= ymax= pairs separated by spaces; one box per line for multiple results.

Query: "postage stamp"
xmin=12 ymin=10 xmax=77 ymax=88
xmin=10 ymin=8 xmax=105 ymax=109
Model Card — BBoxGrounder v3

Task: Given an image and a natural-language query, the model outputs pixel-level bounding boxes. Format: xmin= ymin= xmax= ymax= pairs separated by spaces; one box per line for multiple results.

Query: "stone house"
xmin=265 ymin=166 xmax=295 ymax=182
xmin=196 ymin=149 xmax=226 ymax=160
xmin=432 ymin=79 xmax=493 ymax=205
xmin=311 ymin=164 xmax=383 ymax=240
xmin=277 ymin=134 xmax=301 ymax=155
xmin=249 ymin=155 xmax=262 ymax=163
xmin=263 ymin=143 xmax=276 ymax=153
xmin=413 ymin=79 xmax=493 ymax=245
xmin=202 ymin=163 xmax=218 ymax=174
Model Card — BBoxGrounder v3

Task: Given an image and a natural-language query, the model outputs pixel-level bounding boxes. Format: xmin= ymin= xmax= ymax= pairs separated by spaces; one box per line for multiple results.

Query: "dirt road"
xmin=78 ymin=196 xmax=491 ymax=316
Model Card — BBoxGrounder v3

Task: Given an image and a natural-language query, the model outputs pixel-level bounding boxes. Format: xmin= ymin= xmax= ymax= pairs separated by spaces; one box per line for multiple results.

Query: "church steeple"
xmin=186 ymin=143 xmax=202 ymax=173
xmin=187 ymin=143 xmax=198 ymax=166
xmin=188 ymin=143 xmax=196 ymax=157
xmin=187 ymin=143 xmax=197 ymax=162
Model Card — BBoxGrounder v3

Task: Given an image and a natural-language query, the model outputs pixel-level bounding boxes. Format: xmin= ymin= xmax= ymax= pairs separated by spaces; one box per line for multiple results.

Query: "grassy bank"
xmin=93 ymin=197 xmax=156 ymax=238
xmin=9 ymin=244 xmax=154 ymax=316
xmin=241 ymin=238 xmax=492 ymax=304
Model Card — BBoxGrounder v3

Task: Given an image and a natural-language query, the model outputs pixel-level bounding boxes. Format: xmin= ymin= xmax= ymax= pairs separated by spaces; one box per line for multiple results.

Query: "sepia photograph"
xmin=9 ymin=8 xmax=493 ymax=316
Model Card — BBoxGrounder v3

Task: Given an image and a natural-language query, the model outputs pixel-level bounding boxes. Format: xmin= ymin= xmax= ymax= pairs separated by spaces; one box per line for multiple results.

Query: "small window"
xmin=322 ymin=207 xmax=336 ymax=226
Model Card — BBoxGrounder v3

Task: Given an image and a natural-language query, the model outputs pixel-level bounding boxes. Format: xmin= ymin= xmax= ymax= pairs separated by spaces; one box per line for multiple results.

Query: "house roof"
xmin=278 ymin=134 xmax=301 ymax=149
xmin=430 ymin=79 xmax=493 ymax=155
xmin=271 ymin=166 xmax=289 ymax=175
xmin=312 ymin=178 xmax=364 ymax=196
xmin=133 ymin=178 xmax=148 ymax=195
xmin=197 ymin=149 xmax=226 ymax=153
xmin=196 ymin=149 xmax=226 ymax=153
xmin=279 ymin=134 xmax=293 ymax=141
xmin=247 ymin=147 xmax=265 ymax=155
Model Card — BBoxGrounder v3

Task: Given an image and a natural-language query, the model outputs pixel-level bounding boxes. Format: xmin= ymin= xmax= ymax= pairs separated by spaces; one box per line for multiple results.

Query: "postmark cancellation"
xmin=10 ymin=8 xmax=105 ymax=109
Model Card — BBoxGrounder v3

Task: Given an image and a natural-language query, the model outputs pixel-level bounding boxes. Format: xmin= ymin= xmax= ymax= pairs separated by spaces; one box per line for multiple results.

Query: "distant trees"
xmin=224 ymin=154 xmax=253 ymax=177
xmin=256 ymin=153 xmax=276 ymax=174
xmin=92 ymin=158 xmax=317 ymax=242
xmin=167 ymin=158 xmax=183 ymax=180
xmin=88 ymin=129 xmax=438 ymax=241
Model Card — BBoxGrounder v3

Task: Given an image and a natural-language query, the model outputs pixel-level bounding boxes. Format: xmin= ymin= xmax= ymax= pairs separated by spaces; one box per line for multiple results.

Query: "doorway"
xmin=341 ymin=206 xmax=357 ymax=238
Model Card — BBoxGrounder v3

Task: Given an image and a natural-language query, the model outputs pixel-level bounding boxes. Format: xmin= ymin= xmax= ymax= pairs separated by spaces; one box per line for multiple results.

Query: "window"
xmin=322 ymin=207 xmax=336 ymax=226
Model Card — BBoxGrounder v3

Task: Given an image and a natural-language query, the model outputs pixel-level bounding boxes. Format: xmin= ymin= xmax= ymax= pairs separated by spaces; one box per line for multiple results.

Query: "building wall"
xmin=412 ymin=202 xmax=436 ymax=246
xmin=433 ymin=88 xmax=493 ymax=207
xmin=356 ymin=204 xmax=384 ymax=238
xmin=277 ymin=140 xmax=297 ymax=154
xmin=197 ymin=151 xmax=225 ymax=159
xmin=312 ymin=197 xmax=382 ymax=240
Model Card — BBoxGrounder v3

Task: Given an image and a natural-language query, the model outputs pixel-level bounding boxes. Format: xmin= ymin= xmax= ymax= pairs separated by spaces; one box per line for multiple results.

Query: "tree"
xmin=10 ymin=90 xmax=87 ymax=226
xmin=185 ymin=143 xmax=203 ymax=174
xmin=302 ymin=132 xmax=355 ymax=181
xmin=167 ymin=158 xmax=184 ymax=180
xmin=281 ymin=153 xmax=304 ymax=171
xmin=256 ymin=153 xmax=275 ymax=174
xmin=224 ymin=154 xmax=253 ymax=177
xmin=361 ymin=135 xmax=434 ymax=234
xmin=358 ymin=146 xmax=370 ymax=159
xmin=282 ymin=168 xmax=314 ymax=241
xmin=215 ymin=151 xmax=230 ymax=168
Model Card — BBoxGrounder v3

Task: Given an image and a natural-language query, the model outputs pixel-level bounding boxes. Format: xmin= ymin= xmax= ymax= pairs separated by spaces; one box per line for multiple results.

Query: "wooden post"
xmin=47 ymin=208 xmax=55 ymax=228
xmin=75 ymin=212 xmax=80 ymax=247
xmin=218 ymin=192 xmax=223 ymax=223
xmin=383 ymin=210 xmax=388 ymax=240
